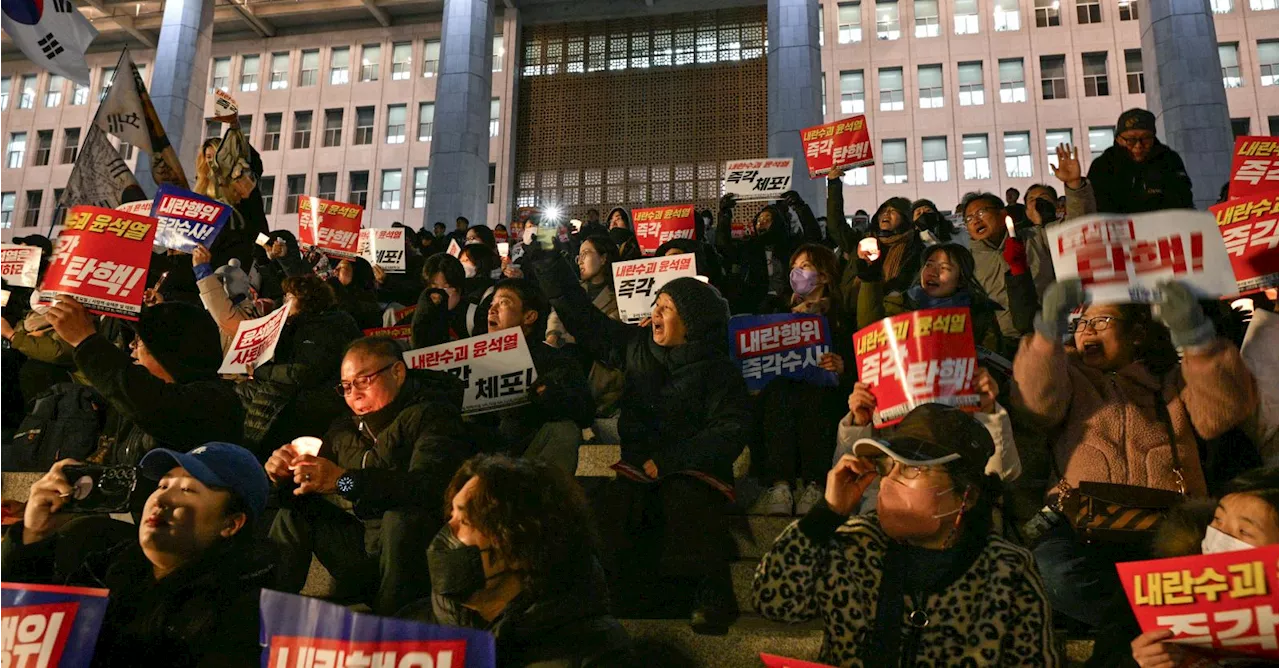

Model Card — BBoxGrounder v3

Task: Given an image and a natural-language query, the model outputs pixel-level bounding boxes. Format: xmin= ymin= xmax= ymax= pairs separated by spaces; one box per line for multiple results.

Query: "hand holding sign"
xmin=45 ymin=295 xmax=97 ymax=348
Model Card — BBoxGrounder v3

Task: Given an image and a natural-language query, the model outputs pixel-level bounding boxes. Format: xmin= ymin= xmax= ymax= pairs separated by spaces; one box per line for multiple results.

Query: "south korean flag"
xmin=2 ymin=0 xmax=98 ymax=85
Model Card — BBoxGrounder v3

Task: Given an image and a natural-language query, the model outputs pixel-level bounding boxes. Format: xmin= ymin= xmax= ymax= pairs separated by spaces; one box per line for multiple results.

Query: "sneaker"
xmin=689 ymin=576 xmax=738 ymax=636
xmin=794 ymin=482 xmax=823 ymax=516
xmin=748 ymin=482 xmax=793 ymax=516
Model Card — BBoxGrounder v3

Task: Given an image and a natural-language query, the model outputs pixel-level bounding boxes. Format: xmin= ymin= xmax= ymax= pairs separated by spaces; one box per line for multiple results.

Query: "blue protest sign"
xmin=729 ymin=313 xmax=839 ymax=392
xmin=1 ymin=582 xmax=110 ymax=667
xmin=259 ymin=590 xmax=496 ymax=668
xmin=151 ymin=185 xmax=232 ymax=252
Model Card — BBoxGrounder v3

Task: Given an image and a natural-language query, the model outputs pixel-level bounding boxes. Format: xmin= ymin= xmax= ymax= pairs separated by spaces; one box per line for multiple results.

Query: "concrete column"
xmin=424 ymin=0 xmax=495 ymax=228
xmin=494 ymin=9 xmax=521 ymax=228
xmin=134 ymin=0 xmax=214 ymax=194
xmin=767 ymin=0 xmax=824 ymax=210
xmin=1140 ymin=0 xmax=1234 ymax=209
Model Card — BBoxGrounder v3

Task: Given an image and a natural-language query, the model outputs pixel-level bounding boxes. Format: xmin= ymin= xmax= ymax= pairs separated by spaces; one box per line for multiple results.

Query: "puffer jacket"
xmin=1086 ymin=141 xmax=1194 ymax=214
xmin=969 ymin=229 xmax=1055 ymax=339
xmin=1010 ymin=336 xmax=1256 ymax=498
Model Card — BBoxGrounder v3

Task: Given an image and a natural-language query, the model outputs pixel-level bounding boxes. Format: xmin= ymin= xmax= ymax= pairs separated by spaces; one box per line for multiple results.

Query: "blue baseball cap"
xmin=139 ymin=442 xmax=269 ymax=521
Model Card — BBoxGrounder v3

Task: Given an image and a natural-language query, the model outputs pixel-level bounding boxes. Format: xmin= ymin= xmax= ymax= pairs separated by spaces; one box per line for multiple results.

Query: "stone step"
xmin=621 ymin=615 xmax=823 ymax=668
xmin=575 ymin=444 xmax=753 ymax=479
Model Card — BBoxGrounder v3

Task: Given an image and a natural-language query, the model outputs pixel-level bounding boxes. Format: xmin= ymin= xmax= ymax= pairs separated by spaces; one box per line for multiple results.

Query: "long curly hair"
xmin=194 ymin=138 xmax=222 ymax=200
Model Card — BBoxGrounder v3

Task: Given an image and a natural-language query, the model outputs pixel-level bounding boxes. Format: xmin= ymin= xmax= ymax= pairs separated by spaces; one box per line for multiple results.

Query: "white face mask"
xmin=462 ymin=263 xmax=477 ymax=279
xmin=1201 ymin=526 xmax=1254 ymax=555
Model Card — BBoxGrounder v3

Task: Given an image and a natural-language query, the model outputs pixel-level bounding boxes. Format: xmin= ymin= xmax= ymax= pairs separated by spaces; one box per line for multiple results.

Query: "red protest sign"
xmin=1228 ymin=136 xmax=1279 ymax=201
xmin=853 ymin=307 xmax=980 ymax=428
xmin=1209 ymin=194 xmax=1279 ymax=295
xmin=297 ymin=196 xmax=363 ymax=260
xmin=363 ymin=325 xmax=412 ymax=345
xmin=1117 ymin=544 xmax=1278 ymax=659
xmin=632 ymin=204 xmax=695 ymax=256
xmin=801 ymin=115 xmax=874 ymax=178
xmin=39 ymin=205 xmax=157 ymax=320
xmin=760 ymin=654 xmax=836 ymax=668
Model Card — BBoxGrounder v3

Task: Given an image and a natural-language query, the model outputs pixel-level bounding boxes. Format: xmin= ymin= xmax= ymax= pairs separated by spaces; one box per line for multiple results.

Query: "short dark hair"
xmin=456 ymin=217 xmax=470 ymax=226
xmin=1025 ymin=183 xmax=1059 ymax=201
xmin=444 ymin=454 xmax=600 ymax=594
xmin=959 ymin=192 xmax=1005 ymax=217
xmin=345 ymin=336 xmax=406 ymax=365
xmin=434 ymin=222 xmax=446 ymax=230
xmin=1006 ymin=187 xmax=1020 ymax=196
xmin=494 ymin=278 xmax=549 ymax=339
xmin=281 ymin=274 xmax=336 ymax=314
xmin=1224 ymin=467 xmax=1279 ymax=512
xmin=423 ymin=253 xmax=466 ymax=290
xmin=586 ymin=208 xmax=600 ymax=217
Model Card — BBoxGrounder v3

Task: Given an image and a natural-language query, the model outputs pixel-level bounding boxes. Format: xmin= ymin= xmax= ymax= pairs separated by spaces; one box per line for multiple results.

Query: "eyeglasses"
xmin=862 ymin=454 xmax=940 ymax=480
xmin=334 ymin=362 xmax=398 ymax=396
xmin=1071 ymin=316 xmax=1123 ymax=332
xmin=1117 ymin=134 xmax=1155 ymax=148
xmin=963 ymin=207 xmax=1000 ymax=225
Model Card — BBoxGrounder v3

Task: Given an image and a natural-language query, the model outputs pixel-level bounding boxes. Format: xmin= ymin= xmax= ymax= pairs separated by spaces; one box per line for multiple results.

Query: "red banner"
xmin=852 ymin=307 xmax=980 ymax=427
xmin=363 ymin=325 xmax=413 ymax=345
xmin=1209 ymin=194 xmax=1279 ymax=295
xmin=800 ymin=115 xmax=875 ymax=178
xmin=38 ymin=205 xmax=157 ymax=320
xmin=297 ymin=196 xmax=363 ymax=260
xmin=631 ymin=204 xmax=695 ymax=256
xmin=1117 ymin=544 xmax=1278 ymax=659
xmin=1228 ymin=136 xmax=1279 ymax=201
xmin=760 ymin=654 xmax=836 ymax=668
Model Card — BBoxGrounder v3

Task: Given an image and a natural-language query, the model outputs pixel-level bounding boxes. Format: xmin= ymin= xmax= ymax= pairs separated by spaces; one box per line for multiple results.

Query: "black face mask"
xmin=427 ymin=526 xmax=491 ymax=602
xmin=1033 ymin=198 xmax=1059 ymax=225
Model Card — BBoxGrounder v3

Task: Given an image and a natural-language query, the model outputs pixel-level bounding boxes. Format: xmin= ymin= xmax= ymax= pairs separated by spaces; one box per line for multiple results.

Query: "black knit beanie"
xmin=657 ymin=277 xmax=730 ymax=343
xmin=137 ymin=302 xmax=223 ymax=383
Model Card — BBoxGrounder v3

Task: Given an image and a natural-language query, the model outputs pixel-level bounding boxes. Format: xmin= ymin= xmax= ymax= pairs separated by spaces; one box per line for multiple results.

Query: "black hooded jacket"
xmin=714 ymin=199 xmax=822 ymax=314
xmin=250 ymin=230 xmax=312 ymax=303
xmin=1086 ymin=141 xmax=1195 ymax=214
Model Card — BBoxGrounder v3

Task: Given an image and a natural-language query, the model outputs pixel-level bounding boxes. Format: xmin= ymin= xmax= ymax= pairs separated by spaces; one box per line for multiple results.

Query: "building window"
xmin=240 ymin=55 xmax=260 ymax=92
xmin=323 ymin=109 xmax=343 ymax=147
xmin=299 ymin=50 xmax=319 ymax=87
xmin=98 ymin=67 xmax=116 ymax=102
xmin=413 ymin=168 xmax=429 ymax=208
xmin=1034 ymin=0 xmax=1061 ymax=26
xmin=838 ymin=2 xmax=863 ymax=43
xmin=263 ymin=113 xmax=282 ymax=151
xmin=1041 ymin=54 xmax=1068 ymax=99
xmin=386 ymin=104 xmax=407 ymax=144
xmin=822 ymin=75 xmax=828 ymax=116
xmin=1271 ymin=116 xmax=1279 ymax=136
xmin=918 ymin=65 xmax=944 ymax=109
xmin=879 ymin=67 xmax=905 ymax=111
xmin=999 ymin=58 xmax=1026 ymax=102
xmin=922 ymin=137 xmax=949 ymax=182
xmin=1220 ymin=43 xmax=1243 ymax=88
xmin=1076 ymin=0 xmax=1102 ymax=23
xmin=259 ymin=176 xmax=275 ymax=215
xmin=840 ymin=71 xmax=865 ymax=113
xmin=270 ymin=52 xmax=289 ymax=90
xmin=33 ymin=131 xmax=52 ymax=167
xmin=418 ymin=103 xmax=435 ymax=141
xmin=1 ymin=193 xmax=14 ymax=226
xmin=1119 ymin=0 xmax=1139 ymax=20
xmin=239 ymin=115 xmax=253 ymax=142
xmin=490 ymin=98 xmax=501 ymax=138
xmin=994 ymin=0 xmax=1020 ymax=30
xmin=118 ymin=141 xmax=134 ymax=161
xmin=817 ymin=5 xmax=826 ymax=46
xmin=6 ymin=133 xmax=26 ymax=169
xmin=389 ymin=42 xmax=412 ymax=81
xmin=1259 ymin=40 xmax=1279 ymax=86
xmin=841 ymin=167 xmax=871 ymax=186
xmin=1211 ymin=0 xmax=1232 ymax=12
xmin=914 ymin=0 xmax=940 ymax=37
xmin=360 ymin=44 xmax=381 ymax=82
xmin=71 ymin=81 xmax=88 ymax=106
xmin=61 ymin=129 xmax=80 ymax=164
xmin=285 ymin=175 xmax=305 ymax=214
xmin=1083 ymin=52 xmax=1110 ymax=96
xmin=1250 ymin=0 xmax=1277 ymax=9
xmin=354 ymin=107 xmax=375 ymax=145
xmin=876 ymin=0 xmax=901 ymax=40
xmin=1004 ymin=131 xmax=1033 ymax=177
xmin=962 ymin=134 xmax=990 ymax=179
xmin=18 ymin=76 xmax=35 ymax=109
xmin=349 ymin=171 xmax=369 ymax=208
xmin=44 ymin=75 xmax=64 ymax=107
xmin=1046 ymin=129 xmax=1073 ymax=170
xmin=292 ymin=111 xmax=312 ymax=150
xmin=380 ymin=170 xmax=402 ymax=210
xmin=317 ymin=172 xmax=338 ymax=200
xmin=205 ymin=120 xmax=221 ymax=141
xmin=1 ymin=77 xmax=8 ymax=110
xmin=882 ymin=139 xmax=908 ymax=183
xmin=1125 ymin=49 xmax=1145 ymax=94
xmin=1231 ymin=118 xmax=1251 ymax=137
xmin=1088 ymin=126 xmax=1114 ymax=159
xmin=23 ymin=190 xmax=42 ymax=227
xmin=422 ymin=40 xmax=441 ymax=77
xmin=958 ymin=61 xmax=985 ymax=105
xmin=488 ymin=163 xmax=497 ymax=204
xmin=954 ymin=0 xmax=979 ymax=34
xmin=494 ymin=35 xmax=506 ymax=72
xmin=330 ymin=47 xmax=350 ymax=85
xmin=210 ymin=59 xmax=229 ymax=92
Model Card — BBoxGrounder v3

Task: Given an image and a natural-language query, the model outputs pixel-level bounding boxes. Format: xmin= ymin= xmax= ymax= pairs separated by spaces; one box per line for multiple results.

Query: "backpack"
xmin=3 ymin=383 xmax=108 ymax=472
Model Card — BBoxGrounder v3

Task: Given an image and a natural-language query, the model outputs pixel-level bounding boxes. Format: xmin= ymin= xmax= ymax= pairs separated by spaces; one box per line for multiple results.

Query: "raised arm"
xmin=534 ymin=253 xmax=643 ymax=371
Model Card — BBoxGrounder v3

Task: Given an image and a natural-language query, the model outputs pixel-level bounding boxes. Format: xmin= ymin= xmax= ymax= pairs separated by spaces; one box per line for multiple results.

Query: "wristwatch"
xmin=336 ymin=473 xmax=356 ymax=496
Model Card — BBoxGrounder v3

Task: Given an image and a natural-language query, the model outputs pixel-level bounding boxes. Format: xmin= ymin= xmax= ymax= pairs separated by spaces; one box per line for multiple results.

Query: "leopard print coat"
xmin=752 ymin=514 xmax=1061 ymax=667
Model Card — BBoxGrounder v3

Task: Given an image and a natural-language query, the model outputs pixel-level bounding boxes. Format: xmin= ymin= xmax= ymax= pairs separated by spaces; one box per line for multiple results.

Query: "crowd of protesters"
xmin=0 ymin=106 xmax=1276 ymax=668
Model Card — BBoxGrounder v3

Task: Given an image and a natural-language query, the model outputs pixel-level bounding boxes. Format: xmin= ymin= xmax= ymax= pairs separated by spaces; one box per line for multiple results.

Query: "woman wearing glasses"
xmin=1010 ymin=278 xmax=1256 ymax=665
xmin=753 ymin=403 xmax=1059 ymax=666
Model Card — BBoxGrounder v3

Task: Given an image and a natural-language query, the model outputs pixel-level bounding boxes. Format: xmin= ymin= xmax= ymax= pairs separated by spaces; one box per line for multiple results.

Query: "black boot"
xmin=689 ymin=574 xmax=738 ymax=636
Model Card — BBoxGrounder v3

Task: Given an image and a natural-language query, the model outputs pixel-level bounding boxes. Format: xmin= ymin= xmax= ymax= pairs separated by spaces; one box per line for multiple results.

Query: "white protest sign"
xmin=446 ymin=239 xmax=462 ymax=258
xmin=212 ymin=89 xmax=238 ymax=118
xmin=612 ymin=254 xmax=699 ymax=324
xmin=1046 ymin=211 xmax=1237 ymax=304
xmin=218 ymin=302 xmax=292 ymax=374
xmin=1 ymin=244 xmax=43 ymax=288
xmin=357 ymin=228 xmax=407 ymax=273
xmin=403 ymin=327 xmax=538 ymax=415
xmin=722 ymin=159 xmax=794 ymax=201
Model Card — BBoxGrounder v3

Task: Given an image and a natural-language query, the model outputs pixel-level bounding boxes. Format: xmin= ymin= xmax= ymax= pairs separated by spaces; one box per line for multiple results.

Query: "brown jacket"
xmin=1010 ymin=336 xmax=1256 ymax=498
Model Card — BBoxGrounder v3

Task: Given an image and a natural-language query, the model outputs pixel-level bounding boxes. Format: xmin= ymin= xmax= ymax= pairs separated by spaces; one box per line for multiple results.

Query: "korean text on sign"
xmin=612 ymin=254 xmax=699 ymax=324
xmin=852 ymin=307 xmax=980 ymax=428
xmin=1046 ymin=211 xmax=1238 ymax=305
xmin=1228 ymin=136 xmax=1280 ymax=201
xmin=0 ymin=243 xmax=42 ymax=288
xmin=800 ymin=115 xmax=875 ymax=178
xmin=1117 ymin=544 xmax=1279 ymax=658
xmin=150 ymin=184 xmax=232 ymax=253
xmin=2 ymin=582 xmax=111 ymax=668
xmin=38 ymin=205 xmax=157 ymax=320
xmin=403 ymin=327 xmax=539 ymax=415
xmin=218 ymin=302 xmax=292 ymax=374
xmin=722 ymin=159 xmax=794 ymax=201
xmin=631 ymin=205 xmax=696 ymax=256
xmin=1209 ymin=193 xmax=1279 ymax=295
xmin=362 ymin=325 xmax=412 ymax=345
xmin=297 ymin=196 xmax=364 ymax=260
xmin=729 ymin=313 xmax=838 ymax=392
xmin=357 ymin=228 xmax=407 ymax=273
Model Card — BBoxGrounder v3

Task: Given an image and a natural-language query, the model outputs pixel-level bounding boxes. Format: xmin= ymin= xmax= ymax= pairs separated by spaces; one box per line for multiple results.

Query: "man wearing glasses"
xmin=959 ymin=192 xmax=1056 ymax=347
xmin=1080 ymin=107 xmax=1194 ymax=214
xmin=265 ymin=336 xmax=472 ymax=614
